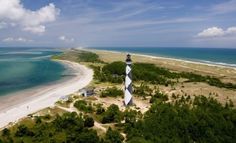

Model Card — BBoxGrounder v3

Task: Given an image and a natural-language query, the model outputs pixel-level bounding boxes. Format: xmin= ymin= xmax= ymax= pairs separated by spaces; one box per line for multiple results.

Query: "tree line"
xmin=92 ymin=61 xmax=236 ymax=89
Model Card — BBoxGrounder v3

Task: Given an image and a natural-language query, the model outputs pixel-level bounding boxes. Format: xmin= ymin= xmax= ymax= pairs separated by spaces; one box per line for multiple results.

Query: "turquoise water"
xmin=92 ymin=47 xmax=236 ymax=67
xmin=0 ymin=48 xmax=66 ymax=96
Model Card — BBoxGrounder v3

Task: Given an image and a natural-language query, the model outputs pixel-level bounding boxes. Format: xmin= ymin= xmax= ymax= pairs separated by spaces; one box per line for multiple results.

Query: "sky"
xmin=0 ymin=0 xmax=236 ymax=48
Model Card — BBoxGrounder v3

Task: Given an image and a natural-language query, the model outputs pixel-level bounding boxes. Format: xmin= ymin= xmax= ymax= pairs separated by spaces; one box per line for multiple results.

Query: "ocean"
xmin=0 ymin=47 xmax=66 ymax=96
xmin=91 ymin=47 xmax=236 ymax=67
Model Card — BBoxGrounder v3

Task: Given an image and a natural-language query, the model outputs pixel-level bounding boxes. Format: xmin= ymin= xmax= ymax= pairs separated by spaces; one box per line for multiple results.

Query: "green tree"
xmin=74 ymin=100 xmax=93 ymax=113
xmin=76 ymin=129 xmax=100 ymax=143
xmin=105 ymin=127 xmax=124 ymax=143
xmin=15 ymin=125 xmax=34 ymax=137
xmin=53 ymin=112 xmax=84 ymax=132
xmin=102 ymin=104 xmax=122 ymax=124
xmin=84 ymin=116 xmax=94 ymax=127
xmin=96 ymin=105 xmax=105 ymax=115
xmin=67 ymin=129 xmax=100 ymax=143
xmin=127 ymin=137 xmax=153 ymax=143
xmin=2 ymin=128 xmax=10 ymax=137
xmin=125 ymin=96 xmax=236 ymax=143
xmin=124 ymin=109 xmax=141 ymax=126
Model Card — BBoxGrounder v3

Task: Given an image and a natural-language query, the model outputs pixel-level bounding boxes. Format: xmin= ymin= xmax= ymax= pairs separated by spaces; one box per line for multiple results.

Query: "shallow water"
xmin=0 ymin=47 xmax=66 ymax=96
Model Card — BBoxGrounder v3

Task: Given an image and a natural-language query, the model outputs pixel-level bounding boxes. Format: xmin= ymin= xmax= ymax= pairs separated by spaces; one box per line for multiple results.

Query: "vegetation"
xmin=105 ymin=127 xmax=124 ymax=143
xmin=96 ymin=104 xmax=106 ymax=115
xmin=133 ymin=83 xmax=152 ymax=98
xmin=84 ymin=116 xmax=95 ymax=127
xmin=52 ymin=50 xmax=102 ymax=63
xmin=149 ymin=90 xmax=169 ymax=103
xmin=74 ymin=100 xmax=94 ymax=113
xmin=94 ymin=61 xmax=236 ymax=89
xmin=123 ymin=109 xmax=142 ymax=126
xmin=92 ymin=63 xmax=124 ymax=83
xmin=180 ymin=72 xmax=236 ymax=89
xmin=101 ymin=104 xmax=122 ymax=124
xmin=124 ymin=96 xmax=236 ymax=143
xmin=0 ymin=112 xmax=99 ymax=143
xmin=0 ymin=112 xmax=125 ymax=143
xmin=76 ymin=51 xmax=101 ymax=63
xmin=101 ymin=87 xmax=123 ymax=98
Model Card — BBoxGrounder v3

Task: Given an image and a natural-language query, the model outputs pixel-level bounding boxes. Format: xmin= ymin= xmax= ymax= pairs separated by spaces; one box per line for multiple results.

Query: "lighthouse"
xmin=124 ymin=54 xmax=133 ymax=106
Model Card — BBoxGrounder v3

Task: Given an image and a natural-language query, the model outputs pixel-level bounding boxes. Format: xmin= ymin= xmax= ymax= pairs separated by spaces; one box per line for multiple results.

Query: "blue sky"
xmin=0 ymin=0 xmax=236 ymax=48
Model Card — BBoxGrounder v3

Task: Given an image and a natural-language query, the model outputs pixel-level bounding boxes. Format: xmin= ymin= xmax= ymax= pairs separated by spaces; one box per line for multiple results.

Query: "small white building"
xmin=79 ymin=87 xmax=95 ymax=97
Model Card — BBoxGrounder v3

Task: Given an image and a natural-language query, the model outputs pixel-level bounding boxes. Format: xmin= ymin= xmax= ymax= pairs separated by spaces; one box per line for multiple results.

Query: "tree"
xmin=53 ymin=112 xmax=84 ymax=132
xmin=74 ymin=100 xmax=93 ymax=113
xmin=105 ymin=127 xmax=124 ymax=143
xmin=124 ymin=109 xmax=141 ymax=126
xmin=125 ymin=96 xmax=236 ymax=143
xmin=101 ymin=104 xmax=122 ymax=124
xmin=76 ymin=129 xmax=100 ymax=143
xmin=15 ymin=125 xmax=34 ymax=137
xmin=84 ymin=116 xmax=94 ymax=127
xmin=127 ymin=137 xmax=153 ymax=143
xmin=2 ymin=128 xmax=10 ymax=137
xmin=96 ymin=105 xmax=105 ymax=115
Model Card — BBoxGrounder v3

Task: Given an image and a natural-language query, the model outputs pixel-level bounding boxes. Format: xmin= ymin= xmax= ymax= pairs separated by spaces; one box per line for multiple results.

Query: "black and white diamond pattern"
xmin=124 ymin=63 xmax=132 ymax=105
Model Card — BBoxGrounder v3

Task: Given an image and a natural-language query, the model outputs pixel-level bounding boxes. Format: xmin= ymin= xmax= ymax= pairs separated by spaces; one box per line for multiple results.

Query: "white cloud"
xmin=23 ymin=25 xmax=45 ymax=34
xmin=0 ymin=0 xmax=60 ymax=34
xmin=197 ymin=26 xmax=236 ymax=38
xmin=2 ymin=37 xmax=33 ymax=42
xmin=59 ymin=36 xmax=74 ymax=42
xmin=226 ymin=27 xmax=236 ymax=34
xmin=197 ymin=27 xmax=224 ymax=37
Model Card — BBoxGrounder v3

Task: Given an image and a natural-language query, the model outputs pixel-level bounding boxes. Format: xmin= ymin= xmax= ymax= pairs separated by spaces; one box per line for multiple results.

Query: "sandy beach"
xmin=0 ymin=60 xmax=93 ymax=129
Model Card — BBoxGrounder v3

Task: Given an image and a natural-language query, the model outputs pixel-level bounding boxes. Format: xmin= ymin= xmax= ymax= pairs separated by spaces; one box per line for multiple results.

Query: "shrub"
xmin=15 ymin=125 xmax=34 ymax=137
xmin=101 ymin=104 xmax=122 ymax=124
xmin=149 ymin=91 xmax=168 ymax=103
xmin=2 ymin=128 xmax=10 ymax=136
xmin=96 ymin=105 xmax=105 ymax=115
xmin=101 ymin=87 xmax=123 ymax=98
xmin=75 ymin=129 xmax=100 ymax=143
xmin=74 ymin=100 xmax=93 ymax=113
xmin=84 ymin=116 xmax=94 ymax=127
xmin=105 ymin=127 xmax=124 ymax=143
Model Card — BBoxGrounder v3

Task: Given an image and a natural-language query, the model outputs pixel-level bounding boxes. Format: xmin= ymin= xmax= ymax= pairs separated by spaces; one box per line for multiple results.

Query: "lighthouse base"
xmin=123 ymin=98 xmax=133 ymax=106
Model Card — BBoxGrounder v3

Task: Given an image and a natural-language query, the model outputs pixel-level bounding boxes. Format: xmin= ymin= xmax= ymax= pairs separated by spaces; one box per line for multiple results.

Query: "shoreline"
xmin=0 ymin=60 xmax=93 ymax=129
xmin=84 ymin=48 xmax=236 ymax=70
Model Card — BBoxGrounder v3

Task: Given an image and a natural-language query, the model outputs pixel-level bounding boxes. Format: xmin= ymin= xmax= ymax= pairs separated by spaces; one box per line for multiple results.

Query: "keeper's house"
xmin=79 ymin=87 xmax=95 ymax=97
